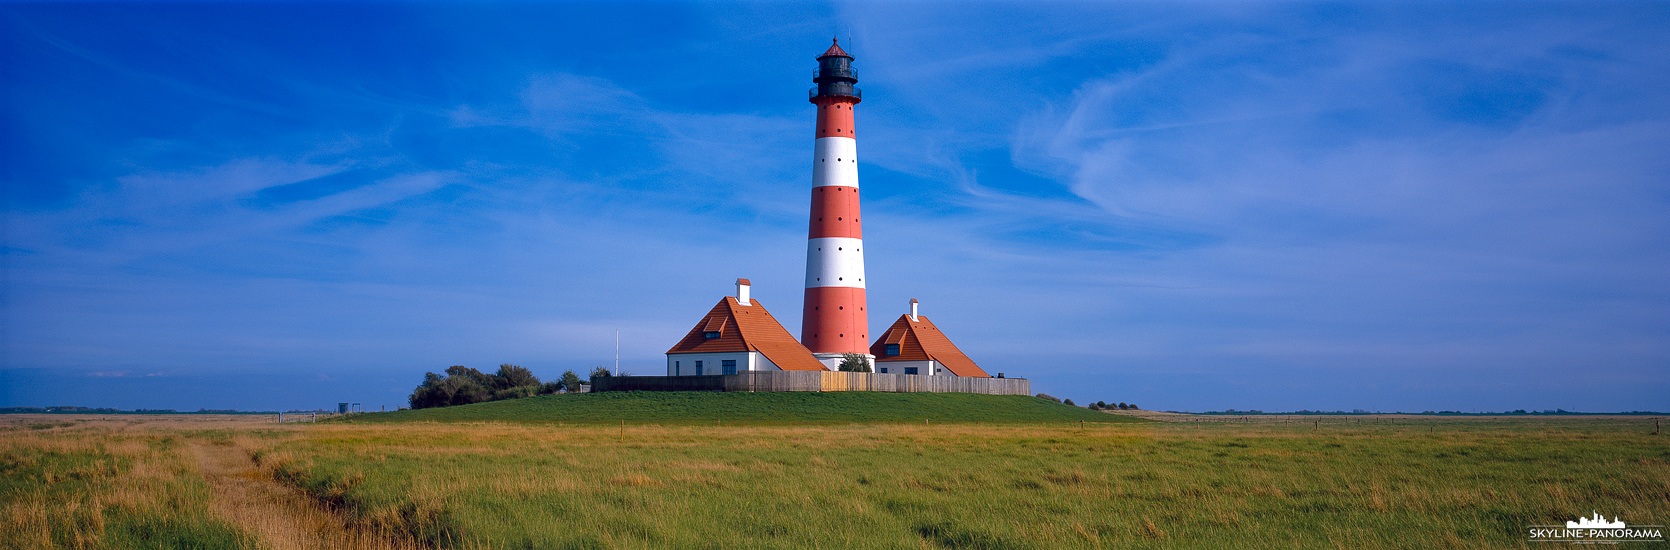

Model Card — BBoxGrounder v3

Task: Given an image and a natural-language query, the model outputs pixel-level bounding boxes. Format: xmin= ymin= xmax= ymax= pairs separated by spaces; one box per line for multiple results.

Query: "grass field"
xmin=3 ymin=397 xmax=1666 ymax=549
xmin=0 ymin=416 xmax=255 ymax=550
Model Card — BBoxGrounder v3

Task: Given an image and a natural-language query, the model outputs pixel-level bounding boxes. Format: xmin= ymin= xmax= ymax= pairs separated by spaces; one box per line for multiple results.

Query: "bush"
xmin=494 ymin=364 xmax=540 ymax=390
xmin=837 ymin=353 xmax=872 ymax=372
xmin=491 ymin=386 xmax=539 ymax=401
xmin=1035 ymin=393 xmax=1062 ymax=403
xmin=1096 ymin=401 xmax=1108 ymax=409
xmin=560 ymin=370 xmax=584 ymax=393
xmin=1063 ymin=398 xmax=1076 ymax=406
xmin=409 ymin=364 xmax=547 ymax=409
xmin=1129 ymin=403 xmax=1140 ymax=410
xmin=538 ymin=381 xmax=564 ymax=395
xmin=588 ymin=366 xmax=613 ymax=385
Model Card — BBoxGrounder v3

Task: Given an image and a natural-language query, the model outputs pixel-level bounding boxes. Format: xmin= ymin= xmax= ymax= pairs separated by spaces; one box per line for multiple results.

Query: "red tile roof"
xmin=820 ymin=38 xmax=850 ymax=59
xmin=667 ymin=297 xmax=827 ymax=371
xmin=869 ymin=315 xmax=990 ymax=377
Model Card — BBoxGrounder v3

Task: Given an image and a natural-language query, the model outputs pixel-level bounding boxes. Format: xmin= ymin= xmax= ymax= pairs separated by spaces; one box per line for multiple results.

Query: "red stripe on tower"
xmin=802 ymin=38 xmax=870 ymax=368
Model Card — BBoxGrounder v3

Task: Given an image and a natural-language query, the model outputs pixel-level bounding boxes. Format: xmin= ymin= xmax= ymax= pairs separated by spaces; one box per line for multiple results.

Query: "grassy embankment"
xmin=341 ymin=391 xmax=1132 ymax=425
xmin=0 ymin=418 xmax=255 ymax=549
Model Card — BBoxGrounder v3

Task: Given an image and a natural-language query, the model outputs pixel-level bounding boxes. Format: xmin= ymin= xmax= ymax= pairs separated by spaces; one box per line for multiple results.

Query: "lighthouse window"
xmin=838 ymin=306 xmax=843 ymax=310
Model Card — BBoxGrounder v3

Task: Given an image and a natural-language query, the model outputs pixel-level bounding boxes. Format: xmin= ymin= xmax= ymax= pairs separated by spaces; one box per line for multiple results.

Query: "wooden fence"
xmin=591 ymin=371 xmax=1030 ymax=396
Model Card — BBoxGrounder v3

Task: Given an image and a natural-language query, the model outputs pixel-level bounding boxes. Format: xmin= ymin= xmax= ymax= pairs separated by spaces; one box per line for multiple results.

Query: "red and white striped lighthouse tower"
xmin=801 ymin=38 xmax=871 ymax=368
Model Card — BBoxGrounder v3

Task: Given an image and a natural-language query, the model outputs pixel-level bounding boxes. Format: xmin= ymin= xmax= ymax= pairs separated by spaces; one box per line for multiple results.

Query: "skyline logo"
xmin=1529 ymin=513 xmax=1663 ymax=545
xmin=1568 ymin=511 xmax=1625 ymax=529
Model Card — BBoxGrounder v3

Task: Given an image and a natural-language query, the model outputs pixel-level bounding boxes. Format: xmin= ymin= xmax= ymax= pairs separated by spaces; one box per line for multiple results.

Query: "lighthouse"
xmin=801 ymin=38 xmax=871 ymax=369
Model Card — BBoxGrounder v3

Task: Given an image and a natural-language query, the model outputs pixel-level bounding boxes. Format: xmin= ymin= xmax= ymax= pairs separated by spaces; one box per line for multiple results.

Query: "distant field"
xmin=3 ymin=411 xmax=1665 ymax=549
xmin=337 ymin=391 xmax=1136 ymax=425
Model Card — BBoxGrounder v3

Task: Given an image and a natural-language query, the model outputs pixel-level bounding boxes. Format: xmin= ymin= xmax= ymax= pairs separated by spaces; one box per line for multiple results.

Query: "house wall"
xmin=667 ymin=352 xmax=781 ymax=376
xmin=594 ymin=371 xmax=1030 ymax=395
xmin=875 ymin=360 xmax=957 ymax=376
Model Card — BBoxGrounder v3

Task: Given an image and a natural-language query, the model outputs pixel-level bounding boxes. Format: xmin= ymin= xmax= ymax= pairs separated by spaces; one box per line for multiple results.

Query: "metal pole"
xmin=615 ymin=328 xmax=620 ymax=376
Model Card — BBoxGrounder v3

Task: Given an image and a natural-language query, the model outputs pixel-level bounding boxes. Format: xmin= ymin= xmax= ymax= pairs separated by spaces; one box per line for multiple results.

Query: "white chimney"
xmin=909 ymin=298 xmax=919 ymax=321
xmin=736 ymin=278 xmax=752 ymax=306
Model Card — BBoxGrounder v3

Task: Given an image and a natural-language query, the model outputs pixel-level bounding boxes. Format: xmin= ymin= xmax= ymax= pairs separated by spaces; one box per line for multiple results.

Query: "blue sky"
xmin=3 ymin=2 xmax=1666 ymax=412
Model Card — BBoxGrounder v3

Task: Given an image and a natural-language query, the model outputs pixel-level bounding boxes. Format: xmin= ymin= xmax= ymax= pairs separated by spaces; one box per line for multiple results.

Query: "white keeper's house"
xmin=867 ymin=299 xmax=990 ymax=377
xmin=664 ymin=279 xmax=827 ymax=376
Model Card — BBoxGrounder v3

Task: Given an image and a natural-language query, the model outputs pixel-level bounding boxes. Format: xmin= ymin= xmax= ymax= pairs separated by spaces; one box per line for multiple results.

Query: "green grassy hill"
xmin=340 ymin=391 xmax=1144 ymax=425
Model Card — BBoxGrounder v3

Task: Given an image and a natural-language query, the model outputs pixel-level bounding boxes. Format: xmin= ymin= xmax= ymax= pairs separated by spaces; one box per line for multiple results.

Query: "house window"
xmin=904 ymin=367 xmax=918 ymax=375
xmin=878 ymin=368 xmax=888 ymax=374
xmin=722 ymin=360 xmax=737 ymax=375
xmin=885 ymin=344 xmax=900 ymax=356
xmin=704 ymin=331 xmax=720 ymax=339
xmin=695 ymin=361 xmax=704 ymax=376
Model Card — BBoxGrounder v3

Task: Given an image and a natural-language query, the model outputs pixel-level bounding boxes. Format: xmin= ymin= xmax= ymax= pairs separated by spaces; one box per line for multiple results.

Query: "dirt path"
xmin=189 ymin=441 xmax=421 ymax=550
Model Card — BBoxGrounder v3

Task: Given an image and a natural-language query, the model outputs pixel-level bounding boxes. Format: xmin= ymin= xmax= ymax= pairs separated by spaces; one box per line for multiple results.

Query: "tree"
xmin=837 ymin=353 xmax=872 ymax=372
xmin=445 ymin=365 xmax=495 ymax=389
xmin=1118 ymin=402 xmax=1129 ymax=410
xmin=410 ymin=367 xmax=493 ymax=409
xmin=1096 ymin=401 xmax=1108 ymax=409
xmin=1063 ymin=398 xmax=1076 ymax=406
xmin=560 ymin=370 xmax=584 ymax=393
xmin=1128 ymin=404 xmax=1140 ymax=410
xmin=493 ymin=364 xmax=540 ymax=390
xmin=588 ymin=366 xmax=613 ymax=385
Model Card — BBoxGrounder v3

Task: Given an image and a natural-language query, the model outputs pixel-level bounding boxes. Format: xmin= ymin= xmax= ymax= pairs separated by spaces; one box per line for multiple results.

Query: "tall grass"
xmin=262 ymin=418 xmax=1670 ymax=549
xmin=0 ymin=422 xmax=254 ymax=549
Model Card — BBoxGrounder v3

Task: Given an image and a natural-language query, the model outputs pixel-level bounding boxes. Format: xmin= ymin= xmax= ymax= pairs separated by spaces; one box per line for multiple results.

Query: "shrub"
xmin=1063 ymin=398 xmax=1076 ymax=406
xmin=538 ymin=381 xmax=564 ymax=395
xmin=494 ymin=364 xmax=540 ymax=390
xmin=837 ymin=353 xmax=872 ymax=372
xmin=409 ymin=364 xmax=547 ymax=409
xmin=1096 ymin=401 xmax=1108 ymax=409
xmin=589 ymin=366 xmax=613 ymax=385
xmin=491 ymin=386 xmax=539 ymax=401
xmin=1035 ymin=393 xmax=1062 ymax=403
xmin=560 ymin=370 xmax=584 ymax=393
xmin=409 ymin=369 xmax=491 ymax=409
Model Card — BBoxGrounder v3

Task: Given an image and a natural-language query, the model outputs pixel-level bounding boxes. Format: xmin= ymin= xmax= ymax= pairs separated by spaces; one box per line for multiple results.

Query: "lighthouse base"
xmin=812 ymin=352 xmax=877 ymax=372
